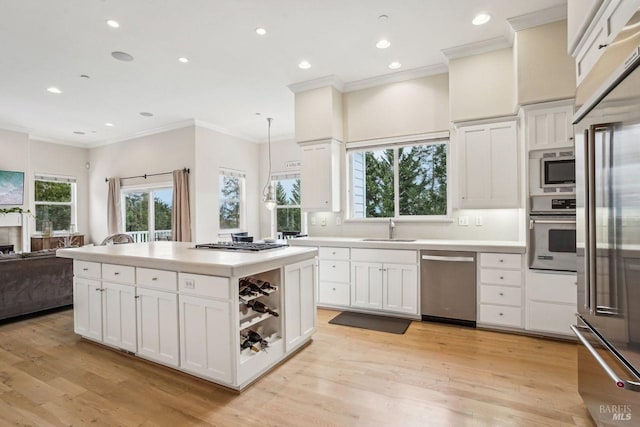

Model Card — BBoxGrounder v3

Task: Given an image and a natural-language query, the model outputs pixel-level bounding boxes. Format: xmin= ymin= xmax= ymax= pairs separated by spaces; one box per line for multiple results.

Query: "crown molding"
xmin=441 ymin=36 xmax=512 ymax=61
xmin=342 ymin=64 xmax=448 ymax=93
xmin=287 ymin=75 xmax=344 ymax=94
xmin=507 ymin=4 xmax=567 ymax=32
xmin=89 ymin=119 xmax=196 ymax=148
xmin=29 ymin=134 xmax=91 ymax=148
xmin=193 ymin=119 xmax=259 ymax=143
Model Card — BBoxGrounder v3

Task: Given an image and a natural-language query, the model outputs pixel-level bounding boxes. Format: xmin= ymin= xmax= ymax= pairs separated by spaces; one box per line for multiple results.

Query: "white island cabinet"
xmin=58 ymin=242 xmax=318 ymax=391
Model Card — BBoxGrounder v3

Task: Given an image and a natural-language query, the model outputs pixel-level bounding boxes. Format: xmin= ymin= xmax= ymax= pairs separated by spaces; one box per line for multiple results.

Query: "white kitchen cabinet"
xmin=318 ymin=246 xmax=350 ymax=307
xmin=73 ymin=277 xmax=103 ymax=341
xmin=284 ymin=258 xmax=317 ymax=352
xmin=136 ymin=287 xmax=180 ymax=367
xmin=300 ymin=139 xmax=341 ymax=212
xmin=101 ymin=281 xmax=137 ymax=352
xmin=478 ymin=253 xmax=524 ymax=329
xmin=382 ymin=263 xmax=418 ymax=314
xmin=525 ymin=269 xmax=577 ymax=336
xmin=351 ymin=262 xmax=384 ymax=309
xmin=458 ymin=120 xmax=519 ymax=208
xmin=524 ymin=101 xmax=574 ymax=151
xmin=179 ymin=295 xmax=232 ymax=383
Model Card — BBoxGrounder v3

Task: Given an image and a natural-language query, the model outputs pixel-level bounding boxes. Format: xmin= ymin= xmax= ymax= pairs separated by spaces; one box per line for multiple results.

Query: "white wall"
xmin=88 ymin=126 xmax=195 ymax=244
xmin=343 ymin=73 xmax=450 ymax=142
xmin=449 ymin=48 xmax=517 ymax=122
xmin=194 ymin=126 xmax=260 ymax=242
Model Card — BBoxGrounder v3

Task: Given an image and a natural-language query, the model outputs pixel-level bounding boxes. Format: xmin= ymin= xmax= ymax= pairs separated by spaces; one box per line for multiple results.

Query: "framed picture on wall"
xmin=0 ymin=170 xmax=25 ymax=205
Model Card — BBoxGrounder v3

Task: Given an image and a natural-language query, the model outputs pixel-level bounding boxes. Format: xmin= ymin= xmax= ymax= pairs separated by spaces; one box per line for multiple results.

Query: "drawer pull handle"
xmin=499 ymin=313 xmax=504 ymax=316
xmin=95 ymin=288 xmax=102 ymax=292
xmin=499 ymin=292 xmax=504 ymax=296
xmin=332 ymin=265 xmax=336 ymax=268
xmin=499 ymin=259 xmax=504 ymax=263
xmin=114 ymin=272 xmax=120 ymax=276
xmin=500 ymin=276 xmax=504 ymax=280
xmin=135 ymin=295 xmax=140 ymax=299
xmin=332 ymin=288 xmax=336 ymax=291
xmin=82 ymin=268 xmax=89 ymax=271
xmin=332 ymin=252 xmax=336 ymax=255
xmin=152 ymin=277 xmax=158 ymax=281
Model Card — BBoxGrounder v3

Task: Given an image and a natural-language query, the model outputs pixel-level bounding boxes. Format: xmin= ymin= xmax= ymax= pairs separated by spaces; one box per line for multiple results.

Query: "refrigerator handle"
xmin=583 ymin=129 xmax=592 ymax=312
xmin=571 ymin=325 xmax=640 ymax=392
xmin=586 ymin=127 xmax=597 ymax=314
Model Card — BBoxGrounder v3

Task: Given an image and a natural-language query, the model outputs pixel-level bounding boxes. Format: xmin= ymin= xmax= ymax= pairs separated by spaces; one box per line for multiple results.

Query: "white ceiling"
xmin=0 ymin=0 xmax=566 ymax=146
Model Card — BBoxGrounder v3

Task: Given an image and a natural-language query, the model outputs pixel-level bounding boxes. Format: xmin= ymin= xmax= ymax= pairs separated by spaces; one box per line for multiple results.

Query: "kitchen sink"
xmin=361 ymin=238 xmax=416 ymax=242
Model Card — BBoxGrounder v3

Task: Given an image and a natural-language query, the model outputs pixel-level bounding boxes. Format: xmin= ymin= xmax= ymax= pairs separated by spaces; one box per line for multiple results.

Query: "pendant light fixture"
xmin=263 ymin=117 xmax=276 ymax=211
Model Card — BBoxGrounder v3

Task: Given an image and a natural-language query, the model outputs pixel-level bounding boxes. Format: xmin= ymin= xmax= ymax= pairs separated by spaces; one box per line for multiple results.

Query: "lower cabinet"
xmin=351 ymin=261 xmax=418 ymax=314
xmin=179 ymin=295 xmax=232 ymax=383
xmin=136 ymin=287 xmax=180 ymax=367
xmin=525 ymin=270 xmax=577 ymax=336
xmin=284 ymin=258 xmax=317 ymax=352
xmin=102 ymin=281 xmax=137 ymax=352
xmin=73 ymin=277 xmax=103 ymax=341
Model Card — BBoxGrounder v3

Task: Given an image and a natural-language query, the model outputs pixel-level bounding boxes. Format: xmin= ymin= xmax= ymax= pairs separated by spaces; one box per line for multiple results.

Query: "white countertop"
xmin=288 ymin=236 xmax=526 ymax=253
xmin=57 ymin=242 xmax=318 ymax=277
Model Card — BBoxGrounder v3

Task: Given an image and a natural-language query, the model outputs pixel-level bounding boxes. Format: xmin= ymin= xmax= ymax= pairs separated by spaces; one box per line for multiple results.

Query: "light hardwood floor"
xmin=0 ymin=308 xmax=595 ymax=427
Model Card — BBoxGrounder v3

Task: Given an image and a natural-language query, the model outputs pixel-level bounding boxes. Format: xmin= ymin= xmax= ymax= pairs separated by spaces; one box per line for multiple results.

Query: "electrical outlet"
xmin=310 ymin=215 xmax=316 ymax=226
xmin=320 ymin=216 xmax=327 ymax=226
xmin=458 ymin=216 xmax=469 ymax=226
xmin=336 ymin=216 xmax=342 ymax=225
xmin=185 ymin=279 xmax=195 ymax=289
xmin=475 ymin=215 xmax=483 ymax=226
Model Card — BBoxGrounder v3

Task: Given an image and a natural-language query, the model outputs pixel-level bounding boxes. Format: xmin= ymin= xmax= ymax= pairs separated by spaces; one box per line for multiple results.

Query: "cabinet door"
xmin=382 ymin=264 xmax=418 ymax=314
xmin=73 ymin=277 xmax=102 ymax=341
xmin=351 ymin=262 xmax=383 ymax=309
xmin=526 ymin=105 xmax=573 ymax=150
xmin=136 ymin=288 xmax=179 ymax=367
xmin=459 ymin=121 xmax=519 ymax=208
xmin=179 ymin=295 xmax=232 ymax=383
xmin=102 ymin=282 xmax=137 ymax=352
xmin=284 ymin=258 xmax=317 ymax=352
xmin=300 ymin=141 xmax=340 ymax=212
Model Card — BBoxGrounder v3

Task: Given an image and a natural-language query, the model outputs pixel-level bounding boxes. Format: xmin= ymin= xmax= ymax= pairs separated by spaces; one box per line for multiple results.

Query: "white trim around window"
xmin=269 ymin=172 xmax=307 ymax=238
xmin=34 ymin=173 xmax=78 ymax=234
xmin=219 ymin=168 xmax=246 ymax=233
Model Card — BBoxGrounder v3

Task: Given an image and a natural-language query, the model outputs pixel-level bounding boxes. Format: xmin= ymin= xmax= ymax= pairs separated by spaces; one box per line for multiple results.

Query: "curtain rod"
xmin=105 ymin=167 xmax=190 ymax=183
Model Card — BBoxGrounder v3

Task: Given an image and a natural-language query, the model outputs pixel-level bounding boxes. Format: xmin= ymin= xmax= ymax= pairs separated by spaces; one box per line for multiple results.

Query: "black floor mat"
xmin=328 ymin=311 xmax=411 ymax=334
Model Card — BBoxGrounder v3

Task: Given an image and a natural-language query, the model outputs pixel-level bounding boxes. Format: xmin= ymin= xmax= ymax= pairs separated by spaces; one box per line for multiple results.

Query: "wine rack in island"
xmin=237 ymin=268 xmax=283 ymax=372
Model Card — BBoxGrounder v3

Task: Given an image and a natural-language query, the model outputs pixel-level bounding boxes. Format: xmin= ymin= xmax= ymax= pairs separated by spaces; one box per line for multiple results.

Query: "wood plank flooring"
xmin=0 ymin=308 xmax=595 ymax=426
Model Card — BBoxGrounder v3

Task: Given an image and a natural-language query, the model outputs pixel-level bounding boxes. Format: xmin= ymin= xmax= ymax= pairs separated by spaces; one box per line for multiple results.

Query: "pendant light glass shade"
xmin=262 ymin=118 xmax=276 ymax=211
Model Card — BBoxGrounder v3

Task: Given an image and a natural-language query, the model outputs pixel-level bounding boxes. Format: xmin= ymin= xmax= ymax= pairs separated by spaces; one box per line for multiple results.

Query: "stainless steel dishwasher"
xmin=420 ymin=250 xmax=476 ymax=327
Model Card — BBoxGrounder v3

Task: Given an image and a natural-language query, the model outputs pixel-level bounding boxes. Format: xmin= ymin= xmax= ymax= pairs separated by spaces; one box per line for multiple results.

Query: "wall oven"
xmin=529 ymin=196 xmax=577 ymax=272
xmin=541 ymin=151 xmax=575 ymax=189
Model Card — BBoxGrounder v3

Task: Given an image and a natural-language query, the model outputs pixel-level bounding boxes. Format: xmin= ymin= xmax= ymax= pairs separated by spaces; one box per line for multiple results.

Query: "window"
xmin=35 ymin=174 xmax=76 ymax=233
xmin=219 ymin=169 xmax=245 ymax=231
xmin=349 ymin=139 xmax=448 ymax=219
xmin=121 ymin=186 xmax=173 ymax=242
xmin=271 ymin=174 xmax=305 ymax=237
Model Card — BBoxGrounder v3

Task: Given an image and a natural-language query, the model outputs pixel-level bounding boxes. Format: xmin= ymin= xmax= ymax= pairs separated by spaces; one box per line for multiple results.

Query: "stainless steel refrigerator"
xmin=572 ymin=7 xmax=640 ymax=426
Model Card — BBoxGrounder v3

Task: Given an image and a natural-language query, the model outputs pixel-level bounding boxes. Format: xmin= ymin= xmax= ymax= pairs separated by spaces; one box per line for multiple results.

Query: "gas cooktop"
xmin=194 ymin=242 xmax=288 ymax=251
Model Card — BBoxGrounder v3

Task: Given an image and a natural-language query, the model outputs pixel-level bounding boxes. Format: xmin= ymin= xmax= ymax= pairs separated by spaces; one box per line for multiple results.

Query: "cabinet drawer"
xmin=527 ymin=301 xmax=576 ymax=336
xmin=318 ymin=247 xmax=349 ymax=260
xmin=319 ymin=260 xmax=349 ymax=283
xmin=318 ymin=282 xmax=350 ymax=307
xmin=351 ymin=249 xmax=417 ymax=264
xmin=480 ymin=269 xmax=522 ymax=287
xmin=479 ymin=304 xmax=522 ymax=328
xmin=74 ymin=260 xmax=101 ymax=279
xmin=102 ymin=264 xmax=135 ymax=284
xmin=526 ymin=271 xmax=577 ymax=304
xmin=480 ymin=285 xmax=521 ymax=306
xmin=179 ymin=273 xmax=230 ymax=300
xmin=137 ymin=268 xmax=177 ymax=291
xmin=480 ymin=253 xmax=521 ymax=270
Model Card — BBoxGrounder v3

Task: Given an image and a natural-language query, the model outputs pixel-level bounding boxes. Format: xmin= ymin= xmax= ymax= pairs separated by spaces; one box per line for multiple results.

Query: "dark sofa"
xmin=0 ymin=250 xmax=73 ymax=321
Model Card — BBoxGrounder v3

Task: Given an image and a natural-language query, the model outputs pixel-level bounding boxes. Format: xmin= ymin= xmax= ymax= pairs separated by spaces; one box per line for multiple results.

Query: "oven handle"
xmin=570 ymin=324 xmax=640 ymax=392
xmin=530 ymin=219 xmax=576 ymax=224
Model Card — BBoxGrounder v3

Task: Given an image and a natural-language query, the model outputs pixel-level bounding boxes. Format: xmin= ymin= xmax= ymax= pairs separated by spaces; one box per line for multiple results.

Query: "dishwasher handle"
xmin=421 ymin=255 xmax=475 ymax=262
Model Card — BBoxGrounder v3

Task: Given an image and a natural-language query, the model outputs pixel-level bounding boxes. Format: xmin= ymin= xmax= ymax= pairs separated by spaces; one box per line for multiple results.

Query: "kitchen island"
xmin=57 ymin=242 xmax=318 ymax=391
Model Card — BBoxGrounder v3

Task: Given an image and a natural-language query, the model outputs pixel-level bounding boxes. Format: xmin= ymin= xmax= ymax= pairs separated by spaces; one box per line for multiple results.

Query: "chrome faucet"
xmin=389 ymin=218 xmax=396 ymax=240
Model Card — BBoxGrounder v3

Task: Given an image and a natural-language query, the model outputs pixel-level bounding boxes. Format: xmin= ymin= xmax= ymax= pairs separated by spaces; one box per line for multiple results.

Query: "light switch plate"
xmin=320 ymin=216 xmax=327 ymax=226
xmin=336 ymin=216 xmax=342 ymax=225
xmin=310 ymin=215 xmax=316 ymax=226
xmin=458 ymin=216 xmax=469 ymax=226
xmin=475 ymin=215 xmax=483 ymax=226
xmin=185 ymin=279 xmax=195 ymax=289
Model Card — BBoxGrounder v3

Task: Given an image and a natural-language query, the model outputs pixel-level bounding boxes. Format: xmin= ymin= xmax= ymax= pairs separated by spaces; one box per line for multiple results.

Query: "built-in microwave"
xmin=541 ymin=152 xmax=575 ymax=188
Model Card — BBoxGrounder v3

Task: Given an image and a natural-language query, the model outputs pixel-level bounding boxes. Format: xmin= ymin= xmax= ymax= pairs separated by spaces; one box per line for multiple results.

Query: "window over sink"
xmin=270 ymin=173 xmax=307 ymax=237
xmin=348 ymin=137 xmax=449 ymax=220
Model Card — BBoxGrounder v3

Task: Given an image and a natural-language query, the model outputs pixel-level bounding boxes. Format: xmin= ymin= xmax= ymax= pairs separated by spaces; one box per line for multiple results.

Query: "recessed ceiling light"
xmin=111 ymin=51 xmax=134 ymax=62
xmin=46 ymin=87 xmax=62 ymax=94
xmin=472 ymin=13 xmax=491 ymax=25
xmin=255 ymin=112 xmax=262 ymax=116
xmin=73 ymin=131 xmax=85 ymax=135
xmin=255 ymin=27 xmax=267 ymax=36
xmin=139 ymin=112 xmax=153 ymax=117
xmin=378 ymin=14 xmax=389 ymax=21
xmin=106 ymin=19 xmax=120 ymax=28
xmin=105 ymin=122 xmax=114 ymax=127
xmin=178 ymin=57 xmax=189 ymax=63
xmin=388 ymin=61 xmax=402 ymax=70
xmin=298 ymin=61 xmax=311 ymax=70
xmin=376 ymin=39 xmax=391 ymax=49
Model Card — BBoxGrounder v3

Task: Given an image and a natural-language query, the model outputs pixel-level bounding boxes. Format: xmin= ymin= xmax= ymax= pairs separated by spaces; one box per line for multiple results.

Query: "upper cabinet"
xmin=523 ymin=100 xmax=574 ymax=151
xmin=300 ymin=139 xmax=341 ymax=212
xmin=458 ymin=120 xmax=520 ymax=209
